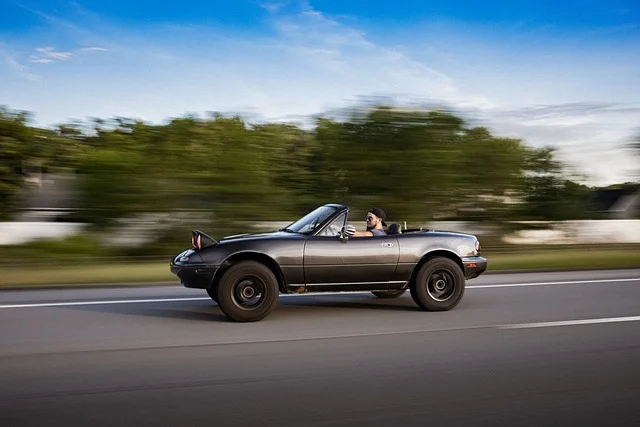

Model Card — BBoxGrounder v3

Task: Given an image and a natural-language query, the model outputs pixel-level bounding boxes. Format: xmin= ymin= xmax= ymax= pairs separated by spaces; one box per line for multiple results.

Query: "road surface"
xmin=1 ymin=269 xmax=639 ymax=426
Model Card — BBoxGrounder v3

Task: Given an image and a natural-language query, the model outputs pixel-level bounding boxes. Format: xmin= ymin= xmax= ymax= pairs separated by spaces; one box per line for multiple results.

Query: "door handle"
xmin=382 ymin=243 xmax=394 ymax=247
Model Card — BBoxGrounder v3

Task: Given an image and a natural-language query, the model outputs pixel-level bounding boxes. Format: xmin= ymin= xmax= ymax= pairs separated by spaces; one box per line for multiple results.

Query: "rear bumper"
xmin=462 ymin=256 xmax=488 ymax=279
xmin=170 ymin=262 xmax=219 ymax=289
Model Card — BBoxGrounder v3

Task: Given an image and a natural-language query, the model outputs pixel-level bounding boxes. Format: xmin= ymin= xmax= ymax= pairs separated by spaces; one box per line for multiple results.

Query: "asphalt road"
xmin=1 ymin=269 xmax=639 ymax=426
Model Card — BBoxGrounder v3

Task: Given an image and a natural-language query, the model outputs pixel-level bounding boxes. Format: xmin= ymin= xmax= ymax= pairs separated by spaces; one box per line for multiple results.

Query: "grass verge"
xmin=485 ymin=248 xmax=640 ymax=272
xmin=0 ymin=262 xmax=174 ymax=288
xmin=0 ymin=247 xmax=638 ymax=289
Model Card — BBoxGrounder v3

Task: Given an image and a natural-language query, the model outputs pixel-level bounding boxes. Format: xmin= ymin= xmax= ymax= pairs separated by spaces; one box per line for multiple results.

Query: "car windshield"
xmin=283 ymin=205 xmax=339 ymax=234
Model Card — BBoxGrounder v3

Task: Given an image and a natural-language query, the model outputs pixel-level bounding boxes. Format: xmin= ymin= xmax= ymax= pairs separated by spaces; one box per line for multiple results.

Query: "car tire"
xmin=410 ymin=257 xmax=465 ymax=311
xmin=371 ymin=289 xmax=407 ymax=299
xmin=206 ymin=286 xmax=219 ymax=304
xmin=217 ymin=261 xmax=279 ymax=322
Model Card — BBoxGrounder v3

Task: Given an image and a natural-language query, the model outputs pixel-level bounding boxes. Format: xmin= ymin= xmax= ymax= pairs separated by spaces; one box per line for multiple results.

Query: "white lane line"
xmin=1 ymin=277 xmax=639 ymax=309
xmin=0 ymin=292 xmax=367 ymax=309
xmin=0 ymin=297 xmax=209 ymax=309
xmin=500 ymin=316 xmax=640 ymax=329
xmin=468 ymin=277 xmax=640 ymax=289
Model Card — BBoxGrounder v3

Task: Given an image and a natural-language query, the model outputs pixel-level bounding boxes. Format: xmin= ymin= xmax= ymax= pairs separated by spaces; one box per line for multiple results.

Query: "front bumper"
xmin=462 ymin=256 xmax=488 ymax=279
xmin=170 ymin=249 xmax=219 ymax=289
xmin=170 ymin=262 xmax=219 ymax=289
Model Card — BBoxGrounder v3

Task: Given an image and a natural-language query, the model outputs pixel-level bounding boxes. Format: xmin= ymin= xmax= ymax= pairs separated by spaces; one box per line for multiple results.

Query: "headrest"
xmin=387 ymin=223 xmax=402 ymax=235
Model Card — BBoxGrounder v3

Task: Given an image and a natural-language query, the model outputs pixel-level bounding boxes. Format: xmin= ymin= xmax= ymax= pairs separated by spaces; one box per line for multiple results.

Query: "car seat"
xmin=387 ymin=223 xmax=402 ymax=235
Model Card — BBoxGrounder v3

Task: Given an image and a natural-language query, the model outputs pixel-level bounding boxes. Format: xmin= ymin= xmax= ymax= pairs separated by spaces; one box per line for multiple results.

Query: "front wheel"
xmin=372 ymin=289 xmax=407 ymax=299
xmin=410 ymin=257 xmax=465 ymax=311
xmin=206 ymin=286 xmax=218 ymax=304
xmin=217 ymin=261 xmax=279 ymax=322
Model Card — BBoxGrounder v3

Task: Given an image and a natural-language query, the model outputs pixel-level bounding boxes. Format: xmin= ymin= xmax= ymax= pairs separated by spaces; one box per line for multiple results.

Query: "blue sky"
xmin=1 ymin=0 xmax=639 ymax=185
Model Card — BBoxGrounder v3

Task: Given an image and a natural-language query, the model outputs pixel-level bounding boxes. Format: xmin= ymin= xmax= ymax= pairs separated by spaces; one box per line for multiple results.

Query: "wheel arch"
xmin=408 ymin=250 xmax=464 ymax=286
xmin=211 ymin=251 xmax=287 ymax=293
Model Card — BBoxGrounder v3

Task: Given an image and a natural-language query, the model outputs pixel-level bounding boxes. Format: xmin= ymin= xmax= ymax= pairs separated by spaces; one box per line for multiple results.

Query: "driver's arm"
xmin=343 ymin=225 xmax=376 ymax=238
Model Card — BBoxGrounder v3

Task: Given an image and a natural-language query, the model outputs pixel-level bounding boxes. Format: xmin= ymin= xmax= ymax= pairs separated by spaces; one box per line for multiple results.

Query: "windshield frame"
xmin=283 ymin=205 xmax=344 ymax=235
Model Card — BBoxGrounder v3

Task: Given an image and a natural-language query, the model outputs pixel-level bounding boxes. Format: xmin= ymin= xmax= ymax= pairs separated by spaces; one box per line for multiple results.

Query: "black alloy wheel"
xmin=410 ymin=257 xmax=465 ymax=311
xmin=217 ymin=261 xmax=279 ymax=322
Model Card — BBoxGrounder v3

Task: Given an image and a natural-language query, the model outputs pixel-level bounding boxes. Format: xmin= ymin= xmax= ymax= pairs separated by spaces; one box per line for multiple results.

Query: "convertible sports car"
xmin=170 ymin=203 xmax=487 ymax=322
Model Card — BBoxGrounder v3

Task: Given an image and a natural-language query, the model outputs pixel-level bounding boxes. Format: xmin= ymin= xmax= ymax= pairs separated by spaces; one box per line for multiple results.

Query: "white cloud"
xmin=28 ymin=58 xmax=54 ymax=64
xmin=30 ymin=47 xmax=74 ymax=63
xmin=256 ymin=4 xmax=481 ymax=111
xmin=272 ymin=6 xmax=374 ymax=50
xmin=260 ymin=1 xmax=289 ymax=13
xmin=474 ymin=103 xmax=640 ymax=184
xmin=254 ymin=4 xmax=638 ymax=185
xmin=79 ymin=47 xmax=109 ymax=53
xmin=1 ymin=46 xmax=41 ymax=81
xmin=3 ymin=2 xmax=638 ymax=185
xmin=26 ymin=45 xmax=109 ymax=65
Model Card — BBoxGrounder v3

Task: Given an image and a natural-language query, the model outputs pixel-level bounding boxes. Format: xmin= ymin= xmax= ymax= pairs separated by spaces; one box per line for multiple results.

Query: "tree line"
xmin=1 ymin=104 xmax=637 ymax=233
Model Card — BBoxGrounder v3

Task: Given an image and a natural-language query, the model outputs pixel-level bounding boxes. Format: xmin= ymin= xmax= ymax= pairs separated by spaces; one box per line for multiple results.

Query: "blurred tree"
xmin=632 ymin=128 xmax=640 ymax=179
xmin=2 ymin=103 xmax=611 ymax=235
xmin=253 ymin=122 xmax=317 ymax=213
xmin=308 ymin=117 xmax=350 ymax=205
xmin=453 ymin=127 xmax=528 ymax=222
xmin=516 ymin=146 xmax=595 ymax=220
xmin=76 ymin=149 xmax=150 ymax=227
xmin=204 ymin=115 xmax=281 ymax=221
xmin=0 ymin=108 xmax=34 ymax=220
xmin=313 ymin=106 xmax=531 ymax=225
xmin=27 ymin=123 xmax=90 ymax=172
xmin=319 ymin=107 xmax=464 ymax=222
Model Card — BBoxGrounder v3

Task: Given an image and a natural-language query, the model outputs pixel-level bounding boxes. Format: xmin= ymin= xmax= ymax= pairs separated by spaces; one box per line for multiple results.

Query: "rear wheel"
xmin=371 ymin=289 xmax=407 ymax=299
xmin=217 ymin=261 xmax=279 ymax=322
xmin=410 ymin=257 xmax=465 ymax=311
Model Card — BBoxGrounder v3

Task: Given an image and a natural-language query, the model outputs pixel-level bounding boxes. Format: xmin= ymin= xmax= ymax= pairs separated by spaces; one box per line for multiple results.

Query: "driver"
xmin=347 ymin=207 xmax=388 ymax=237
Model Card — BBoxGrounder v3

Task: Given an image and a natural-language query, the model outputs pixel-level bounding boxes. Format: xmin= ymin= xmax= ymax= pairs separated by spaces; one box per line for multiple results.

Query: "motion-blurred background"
xmin=1 ymin=0 xmax=639 ymax=285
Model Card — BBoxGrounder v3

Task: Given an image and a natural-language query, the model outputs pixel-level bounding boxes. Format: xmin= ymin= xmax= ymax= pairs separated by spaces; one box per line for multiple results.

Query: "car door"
xmin=303 ymin=234 xmax=400 ymax=285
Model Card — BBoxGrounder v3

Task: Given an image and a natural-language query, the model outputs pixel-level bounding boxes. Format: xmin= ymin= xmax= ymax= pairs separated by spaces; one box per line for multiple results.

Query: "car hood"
xmin=220 ymin=230 xmax=297 ymax=242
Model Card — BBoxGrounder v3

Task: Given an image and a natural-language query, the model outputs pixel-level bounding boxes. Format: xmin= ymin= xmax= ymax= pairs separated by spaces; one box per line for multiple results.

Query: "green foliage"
xmin=308 ymin=107 xmax=537 ymax=223
xmin=0 ymin=136 xmax=24 ymax=219
xmin=77 ymin=149 xmax=151 ymax=227
xmin=0 ymin=108 xmax=33 ymax=219
xmin=515 ymin=146 xmax=598 ymax=220
xmin=0 ymin=233 xmax=108 ymax=262
xmin=1 ymin=103 xmax=636 ymax=250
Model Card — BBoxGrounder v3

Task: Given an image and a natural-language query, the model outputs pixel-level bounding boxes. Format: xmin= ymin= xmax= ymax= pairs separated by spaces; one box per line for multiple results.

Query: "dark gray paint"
xmin=302 ymin=235 xmax=400 ymax=284
xmin=171 ymin=204 xmax=487 ymax=292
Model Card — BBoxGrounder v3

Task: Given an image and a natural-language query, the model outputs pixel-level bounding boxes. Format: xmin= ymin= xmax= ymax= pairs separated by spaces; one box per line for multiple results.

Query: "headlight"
xmin=173 ymin=249 xmax=197 ymax=264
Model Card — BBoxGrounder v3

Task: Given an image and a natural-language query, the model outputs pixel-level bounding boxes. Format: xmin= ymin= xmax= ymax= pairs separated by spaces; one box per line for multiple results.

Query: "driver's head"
xmin=366 ymin=207 xmax=387 ymax=228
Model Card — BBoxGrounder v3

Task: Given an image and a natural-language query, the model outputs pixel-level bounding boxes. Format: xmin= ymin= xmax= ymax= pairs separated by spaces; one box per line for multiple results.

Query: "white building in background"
xmin=2 ymin=171 xmax=639 ymax=246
